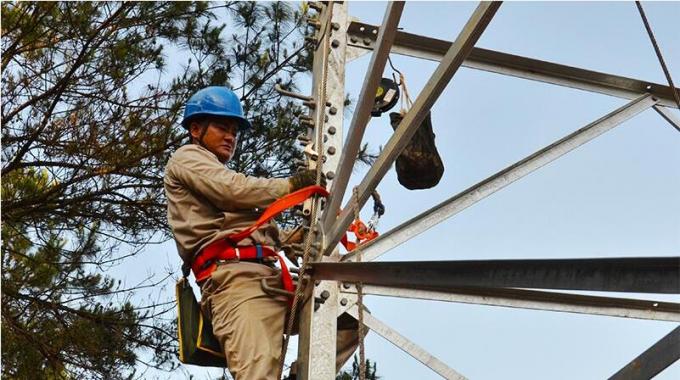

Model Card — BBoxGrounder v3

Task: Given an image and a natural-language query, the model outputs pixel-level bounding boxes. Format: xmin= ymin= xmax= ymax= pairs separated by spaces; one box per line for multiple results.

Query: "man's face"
xmin=190 ymin=118 xmax=239 ymax=163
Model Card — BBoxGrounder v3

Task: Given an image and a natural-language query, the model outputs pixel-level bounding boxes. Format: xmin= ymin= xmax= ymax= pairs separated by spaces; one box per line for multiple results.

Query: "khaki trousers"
xmin=201 ymin=262 xmax=359 ymax=380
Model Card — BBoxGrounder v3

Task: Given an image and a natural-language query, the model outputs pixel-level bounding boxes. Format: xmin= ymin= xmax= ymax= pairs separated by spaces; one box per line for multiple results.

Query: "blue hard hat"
xmin=181 ymin=86 xmax=252 ymax=130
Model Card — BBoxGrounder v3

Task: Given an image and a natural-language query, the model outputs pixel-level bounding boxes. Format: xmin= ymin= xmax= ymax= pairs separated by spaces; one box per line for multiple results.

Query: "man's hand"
xmin=289 ymin=169 xmax=326 ymax=192
xmin=281 ymin=244 xmax=303 ymax=267
xmin=281 ymin=225 xmax=304 ymax=245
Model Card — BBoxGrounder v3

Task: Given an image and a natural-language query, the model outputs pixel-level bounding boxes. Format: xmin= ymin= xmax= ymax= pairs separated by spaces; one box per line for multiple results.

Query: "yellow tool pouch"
xmin=175 ymin=277 xmax=227 ymax=367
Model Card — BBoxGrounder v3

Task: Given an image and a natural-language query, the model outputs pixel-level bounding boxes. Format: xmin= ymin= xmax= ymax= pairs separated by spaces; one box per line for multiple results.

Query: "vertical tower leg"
xmin=296 ymin=2 xmax=349 ymax=379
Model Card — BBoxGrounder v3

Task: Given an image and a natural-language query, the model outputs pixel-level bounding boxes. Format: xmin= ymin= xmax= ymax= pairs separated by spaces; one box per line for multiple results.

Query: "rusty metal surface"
xmin=314 ymin=256 xmax=680 ymax=294
xmin=609 ymin=326 xmax=680 ymax=380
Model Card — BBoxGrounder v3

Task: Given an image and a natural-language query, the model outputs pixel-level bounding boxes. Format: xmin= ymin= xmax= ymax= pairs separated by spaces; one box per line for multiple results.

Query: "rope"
xmin=635 ymin=1 xmax=680 ymax=109
xmin=398 ymin=72 xmax=414 ymax=115
xmin=352 ymin=187 xmax=367 ymax=380
xmin=277 ymin=2 xmax=334 ymax=378
xmin=387 ymin=55 xmax=414 ymax=117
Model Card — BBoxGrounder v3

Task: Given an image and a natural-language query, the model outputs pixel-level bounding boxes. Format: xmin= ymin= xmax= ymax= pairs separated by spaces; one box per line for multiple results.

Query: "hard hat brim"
xmin=181 ymin=112 xmax=252 ymax=131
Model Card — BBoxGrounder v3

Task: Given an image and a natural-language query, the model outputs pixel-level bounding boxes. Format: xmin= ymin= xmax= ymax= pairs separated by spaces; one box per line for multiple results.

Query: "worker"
xmin=164 ymin=86 xmax=359 ymax=379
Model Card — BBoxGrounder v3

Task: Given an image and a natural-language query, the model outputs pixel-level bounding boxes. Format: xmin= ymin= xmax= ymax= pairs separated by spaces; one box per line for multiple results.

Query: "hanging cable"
xmin=635 ymin=1 xmax=680 ymax=109
xmin=387 ymin=55 xmax=404 ymax=86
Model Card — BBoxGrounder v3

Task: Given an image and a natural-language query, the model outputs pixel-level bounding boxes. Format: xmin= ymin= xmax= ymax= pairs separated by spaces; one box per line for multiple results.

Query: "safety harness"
xmin=191 ymin=184 xmax=381 ymax=303
xmin=191 ymin=185 xmax=329 ymax=300
xmin=191 ymin=186 xmax=385 ymax=284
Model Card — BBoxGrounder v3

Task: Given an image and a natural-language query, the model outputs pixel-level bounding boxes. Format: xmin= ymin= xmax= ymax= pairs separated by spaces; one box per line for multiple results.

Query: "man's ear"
xmin=189 ymin=122 xmax=204 ymax=141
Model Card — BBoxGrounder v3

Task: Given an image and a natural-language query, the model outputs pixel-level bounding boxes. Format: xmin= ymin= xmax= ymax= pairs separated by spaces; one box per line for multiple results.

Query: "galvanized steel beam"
xmin=321 ymin=2 xmax=404 ymax=238
xmin=341 ymin=285 xmax=680 ymax=322
xmin=343 ymin=94 xmax=658 ymax=263
xmin=313 ymin=257 xmax=680 ymax=294
xmin=346 ymin=306 xmax=468 ymax=380
xmin=347 ymin=21 xmax=680 ymax=108
xmin=296 ymin=3 xmax=348 ymax=379
xmin=300 ymin=4 xmax=677 ymax=379
xmin=324 ymin=1 xmax=502 ymax=256
xmin=609 ymin=326 xmax=680 ymax=380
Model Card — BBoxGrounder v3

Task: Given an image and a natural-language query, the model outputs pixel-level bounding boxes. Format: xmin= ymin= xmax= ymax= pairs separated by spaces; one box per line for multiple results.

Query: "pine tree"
xmin=336 ymin=355 xmax=380 ymax=380
xmin=2 ymin=2 xmax=312 ymax=378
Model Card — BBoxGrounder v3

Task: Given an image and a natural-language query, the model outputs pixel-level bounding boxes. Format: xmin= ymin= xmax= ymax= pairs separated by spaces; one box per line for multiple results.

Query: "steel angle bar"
xmin=653 ymin=105 xmax=680 ymax=132
xmin=323 ymin=1 xmax=502 ymax=256
xmin=343 ymin=94 xmax=658 ymax=263
xmin=609 ymin=326 xmax=680 ymax=380
xmin=346 ymin=21 xmax=680 ymax=108
xmin=321 ymin=2 xmax=404 ymax=235
xmin=346 ymin=44 xmax=371 ymax=62
xmin=297 ymin=3 xmax=349 ymax=378
xmin=313 ymin=257 xmax=680 ymax=294
xmin=346 ymin=305 xmax=467 ymax=380
xmin=341 ymin=285 xmax=680 ymax=322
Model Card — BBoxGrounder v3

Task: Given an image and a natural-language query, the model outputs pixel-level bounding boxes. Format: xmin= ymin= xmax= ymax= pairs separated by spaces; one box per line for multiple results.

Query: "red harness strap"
xmin=192 ymin=243 xmax=276 ymax=282
xmin=191 ymin=186 xmax=329 ymax=297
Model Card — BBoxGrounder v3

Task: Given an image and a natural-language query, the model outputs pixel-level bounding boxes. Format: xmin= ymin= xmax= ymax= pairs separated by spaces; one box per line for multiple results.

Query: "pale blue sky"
xmin=121 ymin=2 xmax=679 ymax=379
xmin=340 ymin=2 xmax=679 ymax=379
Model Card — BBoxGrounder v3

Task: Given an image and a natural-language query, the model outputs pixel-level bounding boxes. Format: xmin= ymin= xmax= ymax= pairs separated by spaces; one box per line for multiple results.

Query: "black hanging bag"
xmin=389 ymin=111 xmax=444 ymax=190
xmin=386 ymin=72 xmax=445 ymax=190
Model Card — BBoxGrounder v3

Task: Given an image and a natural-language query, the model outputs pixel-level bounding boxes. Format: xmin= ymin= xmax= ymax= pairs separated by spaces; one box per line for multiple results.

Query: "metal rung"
xmin=275 ymin=83 xmax=314 ymax=102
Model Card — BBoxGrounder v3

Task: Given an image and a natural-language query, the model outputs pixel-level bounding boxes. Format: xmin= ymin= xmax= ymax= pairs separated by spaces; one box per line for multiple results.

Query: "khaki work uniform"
xmin=165 ymin=144 xmax=358 ymax=379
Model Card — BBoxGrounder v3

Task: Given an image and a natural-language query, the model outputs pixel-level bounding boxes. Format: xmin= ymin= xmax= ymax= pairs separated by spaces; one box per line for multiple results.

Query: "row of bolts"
xmin=273 ymin=2 xmax=362 ymax=311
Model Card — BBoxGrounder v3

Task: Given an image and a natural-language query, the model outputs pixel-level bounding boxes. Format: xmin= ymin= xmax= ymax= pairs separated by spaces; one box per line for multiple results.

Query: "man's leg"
xmin=203 ymin=262 xmax=288 ymax=380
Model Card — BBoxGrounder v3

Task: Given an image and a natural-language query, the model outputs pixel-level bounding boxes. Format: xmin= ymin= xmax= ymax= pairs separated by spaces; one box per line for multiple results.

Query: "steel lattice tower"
xmin=280 ymin=2 xmax=680 ymax=379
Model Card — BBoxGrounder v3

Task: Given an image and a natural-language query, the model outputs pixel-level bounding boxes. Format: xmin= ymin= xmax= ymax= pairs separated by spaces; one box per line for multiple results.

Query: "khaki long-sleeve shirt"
xmin=164 ymin=144 xmax=290 ymax=263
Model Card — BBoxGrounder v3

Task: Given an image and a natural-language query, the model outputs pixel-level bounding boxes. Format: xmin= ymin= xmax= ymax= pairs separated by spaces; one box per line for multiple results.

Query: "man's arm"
xmin=167 ymin=145 xmax=290 ymax=211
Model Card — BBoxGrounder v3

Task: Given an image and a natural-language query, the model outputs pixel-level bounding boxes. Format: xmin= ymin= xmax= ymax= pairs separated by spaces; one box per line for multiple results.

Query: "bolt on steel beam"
xmin=346 ymin=305 xmax=467 ymax=380
xmin=295 ymin=2 xmax=348 ymax=379
xmin=346 ymin=21 xmax=680 ymax=108
xmin=321 ymin=2 xmax=404 ymax=237
xmin=342 ymin=93 xmax=658 ymax=263
xmin=341 ymin=285 xmax=680 ymax=322
xmin=313 ymin=257 xmax=680 ymax=294
xmin=323 ymin=1 xmax=502 ymax=256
